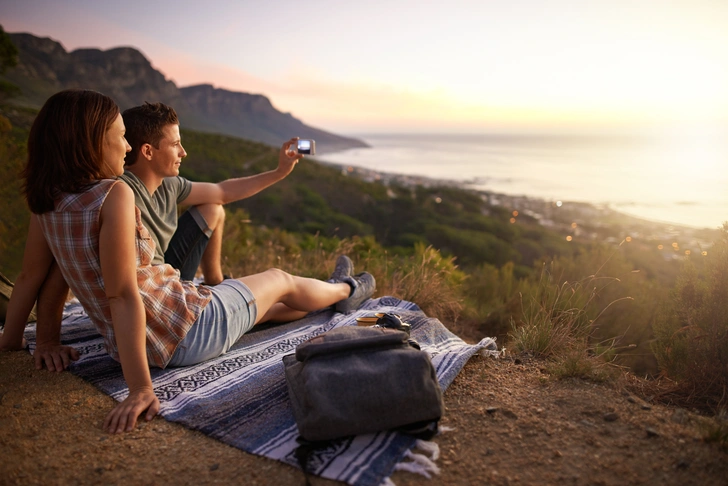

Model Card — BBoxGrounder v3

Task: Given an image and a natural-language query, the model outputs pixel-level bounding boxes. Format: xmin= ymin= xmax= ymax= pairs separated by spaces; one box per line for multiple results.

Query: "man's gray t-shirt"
xmin=119 ymin=171 xmax=192 ymax=265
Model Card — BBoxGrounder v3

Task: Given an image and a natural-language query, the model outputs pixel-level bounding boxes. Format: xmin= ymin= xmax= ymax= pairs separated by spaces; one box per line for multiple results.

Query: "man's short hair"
xmin=122 ymin=102 xmax=179 ymax=166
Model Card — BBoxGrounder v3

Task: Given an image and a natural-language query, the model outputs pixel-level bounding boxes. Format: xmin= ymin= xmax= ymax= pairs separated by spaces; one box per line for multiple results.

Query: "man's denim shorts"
xmin=168 ymin=279 xmax=258 ymax=367
xmin=165 ymin=206 xmax=212 ymax=281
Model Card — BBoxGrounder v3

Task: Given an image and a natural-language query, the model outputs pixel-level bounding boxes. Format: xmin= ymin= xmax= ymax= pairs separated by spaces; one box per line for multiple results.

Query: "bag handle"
xmin=295 ymin=326 xmax=409 ymax=361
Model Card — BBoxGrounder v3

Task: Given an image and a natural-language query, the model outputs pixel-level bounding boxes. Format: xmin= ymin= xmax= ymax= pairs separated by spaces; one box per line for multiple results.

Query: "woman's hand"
xmin=0 ymin=330 xmax=27 ymax=351
xmin=33 ymin=342 xmax=80 ymax=371
xmin=103 ymin=387 xmax=160 ymax=434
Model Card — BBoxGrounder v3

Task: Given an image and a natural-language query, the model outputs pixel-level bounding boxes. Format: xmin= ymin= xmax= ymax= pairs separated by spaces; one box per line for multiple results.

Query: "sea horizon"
xmin=319 ymin=131 xmax=728 ymax=230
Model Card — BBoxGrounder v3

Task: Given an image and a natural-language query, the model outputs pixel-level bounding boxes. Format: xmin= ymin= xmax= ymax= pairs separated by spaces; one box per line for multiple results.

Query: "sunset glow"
xmin=2 ymin=0 xmax=727 ymax=133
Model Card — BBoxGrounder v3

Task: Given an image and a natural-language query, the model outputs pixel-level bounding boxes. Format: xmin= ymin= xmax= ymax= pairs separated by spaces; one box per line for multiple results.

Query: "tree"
xmin=0 ymin=25 xmax=20 ymax=100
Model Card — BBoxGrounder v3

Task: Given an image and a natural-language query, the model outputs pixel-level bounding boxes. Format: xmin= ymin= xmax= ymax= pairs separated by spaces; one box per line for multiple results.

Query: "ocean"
xmin=319 ymin=133 xmax=728 ymax=230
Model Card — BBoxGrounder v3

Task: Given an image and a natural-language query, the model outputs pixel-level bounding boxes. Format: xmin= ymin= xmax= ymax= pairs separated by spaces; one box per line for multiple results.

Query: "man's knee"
xmin=194 ymin=204 xmax=225 ymax=232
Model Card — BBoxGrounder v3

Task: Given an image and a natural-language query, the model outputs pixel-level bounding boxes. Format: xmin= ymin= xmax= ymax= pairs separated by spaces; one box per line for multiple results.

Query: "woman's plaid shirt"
xmin=37 ymin=179 xmax=212 ymax=368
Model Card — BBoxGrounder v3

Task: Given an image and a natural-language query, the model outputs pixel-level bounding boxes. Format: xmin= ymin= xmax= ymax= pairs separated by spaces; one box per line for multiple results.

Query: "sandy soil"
xmin=1 ymin=348 xmax=727 ymax=486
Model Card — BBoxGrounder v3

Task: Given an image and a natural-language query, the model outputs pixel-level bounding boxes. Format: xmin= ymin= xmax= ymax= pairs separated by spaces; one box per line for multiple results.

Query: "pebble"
xmin=675 ymin=459 xmax=690 ymax=470
xmin=646 ymin=427 xmax=660 ymax=438
xmin=502 ymin=410 xmax=518 ymax=420
xmin=671 ymin=409 xmax=688 ymax=424
xmin=486 ymin=407 xmax=499 ymax=414
xmin=603 ymin=412 xmax=619 ymax=422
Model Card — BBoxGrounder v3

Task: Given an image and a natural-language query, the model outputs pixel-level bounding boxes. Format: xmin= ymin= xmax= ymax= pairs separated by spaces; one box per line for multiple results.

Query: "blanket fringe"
xmin=391 ymin=439 xmax=442 ymax=480
xmin=478 ymin=337 xmax=501 ymax=358
xmin=394 ymin=449 xmax=441 ymax=479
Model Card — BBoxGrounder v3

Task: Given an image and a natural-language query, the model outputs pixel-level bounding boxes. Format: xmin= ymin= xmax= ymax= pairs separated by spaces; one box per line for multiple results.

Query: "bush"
xmin=508 ymin=262 xmax=631 ymax=382
xmin=651 ymin=224 xmax=728 ymax=410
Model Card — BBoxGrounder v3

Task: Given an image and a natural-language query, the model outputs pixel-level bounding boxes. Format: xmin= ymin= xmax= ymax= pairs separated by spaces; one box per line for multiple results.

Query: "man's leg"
xmin=165 ymin=204 xmax=225 ymax=284
xmin=195 ymin=204 xmax=225 ymax=285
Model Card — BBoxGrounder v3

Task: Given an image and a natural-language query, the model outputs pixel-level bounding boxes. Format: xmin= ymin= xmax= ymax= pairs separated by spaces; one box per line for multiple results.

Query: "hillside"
xmin=0 ymin=32 xmax=367 ymax=152
xmin=1 ymin=349 xmax=726 ymax=485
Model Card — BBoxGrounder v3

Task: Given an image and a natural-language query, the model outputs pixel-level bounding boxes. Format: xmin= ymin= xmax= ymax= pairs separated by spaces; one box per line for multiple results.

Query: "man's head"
xmin=122 ymin=102 xmax=180 ymax=166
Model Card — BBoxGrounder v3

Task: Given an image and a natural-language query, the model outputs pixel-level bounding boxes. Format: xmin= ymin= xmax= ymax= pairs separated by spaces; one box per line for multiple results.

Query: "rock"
xmin=671 ymin=409 xmax=688 ymax=424
xmin=486 ymin=407 xmax=499 ymax=414
xmin=603 ymin=412 xmax=619 ymax=422
xmin=502 ymin=410 xmax=518 ymax=420
xmin=646 ymin=427 xmax=660 ymax=438
xmin=641 ymin=404 xmax=652 ymax=411
xmin=675 ymin=459 xmax=690 ymax=470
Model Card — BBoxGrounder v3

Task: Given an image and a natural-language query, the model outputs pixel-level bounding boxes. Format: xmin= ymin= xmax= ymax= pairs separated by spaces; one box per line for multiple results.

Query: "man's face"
xmin=149 ymin=123 xmax=187 ymax=177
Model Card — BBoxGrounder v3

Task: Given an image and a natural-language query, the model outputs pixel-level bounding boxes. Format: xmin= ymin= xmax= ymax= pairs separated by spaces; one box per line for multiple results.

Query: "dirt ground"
xmin=1 ymin=346 xmax=727 ymax=486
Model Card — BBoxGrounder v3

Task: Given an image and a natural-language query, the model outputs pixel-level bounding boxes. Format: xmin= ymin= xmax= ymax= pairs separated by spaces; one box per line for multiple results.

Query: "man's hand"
xmin=104 ymin=387 xmax=160 ymax=434
xmin=276 ymin=137 xmax=305 ymax=177
xmin=34 ymin=341 xmax=80 ymax=372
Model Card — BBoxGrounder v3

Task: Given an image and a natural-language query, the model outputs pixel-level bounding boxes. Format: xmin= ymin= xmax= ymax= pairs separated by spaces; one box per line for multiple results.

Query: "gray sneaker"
xmin=335 ymin=272 xmax=376 ymax=313
xmin=327 ymin=255 xmax=354 ymax=284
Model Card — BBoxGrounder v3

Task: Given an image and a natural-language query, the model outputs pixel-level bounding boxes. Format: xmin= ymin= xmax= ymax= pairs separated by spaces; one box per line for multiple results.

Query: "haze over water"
xmin=320 ymin=132 xmax=728 ymax=230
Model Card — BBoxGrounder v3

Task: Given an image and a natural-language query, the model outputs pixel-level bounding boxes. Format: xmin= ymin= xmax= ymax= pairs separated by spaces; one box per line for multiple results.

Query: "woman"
xmin=3 ymin=89 xmax=375 ymax=434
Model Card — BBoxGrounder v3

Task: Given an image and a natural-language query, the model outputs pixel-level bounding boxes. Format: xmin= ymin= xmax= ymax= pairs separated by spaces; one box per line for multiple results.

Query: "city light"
xmin=571 ymin=222 xmax=577 ymax=228
xmin=657 ymin=244 xmax=664 ymax=250
xmin=512 ymin=210 xmax=519 ymax=217
xmin=510 ymin=217 xmax=516 ymax=224
xmin=566 ymin=235 xmax=573 ymax=242
xmin=625 ymin=236 xmax=632 ymax=242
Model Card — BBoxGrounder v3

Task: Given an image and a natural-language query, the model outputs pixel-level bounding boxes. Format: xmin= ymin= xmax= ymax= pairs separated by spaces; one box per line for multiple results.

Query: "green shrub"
xmin=651 ymin=224 xmax=728 ymax=410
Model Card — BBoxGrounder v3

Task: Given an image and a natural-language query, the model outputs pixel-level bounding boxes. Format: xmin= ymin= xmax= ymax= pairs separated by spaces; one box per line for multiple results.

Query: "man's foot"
xmin=335 ymin=272 xmax=376 ymax=313
xmin=327 ymin=255 xmax=354 ymax=284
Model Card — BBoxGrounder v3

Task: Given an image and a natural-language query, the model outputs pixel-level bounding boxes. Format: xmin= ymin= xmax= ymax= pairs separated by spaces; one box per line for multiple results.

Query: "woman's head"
xmin=24 ymin=89 xmax=125 ymax=213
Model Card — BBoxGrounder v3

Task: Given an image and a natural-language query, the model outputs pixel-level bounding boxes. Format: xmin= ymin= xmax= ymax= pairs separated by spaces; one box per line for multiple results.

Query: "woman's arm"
xmin=0 ymin=215 xmax=54 ymax=351
xmin=99 ymin=182 xmax=159 ymax=433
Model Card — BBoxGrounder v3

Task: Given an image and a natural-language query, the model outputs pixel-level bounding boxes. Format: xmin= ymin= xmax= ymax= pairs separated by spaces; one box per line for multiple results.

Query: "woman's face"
xmin=102 ymin=114 xmax=131 ymax=177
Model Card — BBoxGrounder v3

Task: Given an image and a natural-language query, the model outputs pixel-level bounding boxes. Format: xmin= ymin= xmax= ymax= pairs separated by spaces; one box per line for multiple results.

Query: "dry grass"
xmin=508 ymin=268 xmax=631 ymax=383
xmin=220 ymin=213 xmax=465 ymax=323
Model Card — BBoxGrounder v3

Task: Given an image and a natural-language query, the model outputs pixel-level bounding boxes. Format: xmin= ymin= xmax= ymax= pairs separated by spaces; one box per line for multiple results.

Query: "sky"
xmin=2 ymin=0 xmax=728 ymax=135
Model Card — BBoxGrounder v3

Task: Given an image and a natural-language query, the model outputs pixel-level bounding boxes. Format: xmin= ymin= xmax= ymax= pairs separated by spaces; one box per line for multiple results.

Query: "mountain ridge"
xmin=1 ymin=32 xmax=367 ymax=152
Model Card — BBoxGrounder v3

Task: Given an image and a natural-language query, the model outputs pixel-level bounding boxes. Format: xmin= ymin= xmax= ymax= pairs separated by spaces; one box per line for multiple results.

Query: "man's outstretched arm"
xmin=181 ymin=138 xmax=304 ymax=207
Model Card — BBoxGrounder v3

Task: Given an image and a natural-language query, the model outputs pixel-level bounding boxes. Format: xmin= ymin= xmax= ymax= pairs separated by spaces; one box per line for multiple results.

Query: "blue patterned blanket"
xmin=26 ymin=296 xmax=497 ymax=486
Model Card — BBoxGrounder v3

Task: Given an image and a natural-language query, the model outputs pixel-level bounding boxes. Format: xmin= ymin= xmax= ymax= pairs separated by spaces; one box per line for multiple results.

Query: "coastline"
xmin=317 ymin=158 xmax=722 ymax=257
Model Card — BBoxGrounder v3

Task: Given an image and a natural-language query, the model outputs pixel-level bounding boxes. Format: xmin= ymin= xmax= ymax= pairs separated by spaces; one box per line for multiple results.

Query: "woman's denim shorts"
xmin=168 ymin=279 xmax=258 ymax=367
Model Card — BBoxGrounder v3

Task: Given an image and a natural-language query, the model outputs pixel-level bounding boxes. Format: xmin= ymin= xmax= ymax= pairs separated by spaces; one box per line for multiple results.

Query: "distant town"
xmin=328 ymin=162 xmax=722 ymax=260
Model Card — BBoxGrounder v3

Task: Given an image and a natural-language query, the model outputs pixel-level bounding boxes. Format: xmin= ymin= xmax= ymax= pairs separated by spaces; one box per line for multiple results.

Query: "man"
xmin=0 ymin=101 xmax=304 ymax=368
xmin=120 ymin=102 xmax=303 ymax=285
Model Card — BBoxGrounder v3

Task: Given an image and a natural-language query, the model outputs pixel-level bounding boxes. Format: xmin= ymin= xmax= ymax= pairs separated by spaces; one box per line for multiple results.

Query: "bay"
xmin=319 ymin=133 xmax=728 ymax=230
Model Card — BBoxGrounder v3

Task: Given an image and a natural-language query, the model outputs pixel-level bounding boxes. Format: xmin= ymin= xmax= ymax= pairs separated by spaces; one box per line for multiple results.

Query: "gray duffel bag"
xmin=283 ymin=325 xmax=444 ymax=442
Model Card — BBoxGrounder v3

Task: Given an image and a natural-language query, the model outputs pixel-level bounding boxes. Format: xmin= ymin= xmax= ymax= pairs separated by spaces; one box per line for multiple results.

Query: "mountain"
xmin=1 ymin=32 xmax=367 ymax=152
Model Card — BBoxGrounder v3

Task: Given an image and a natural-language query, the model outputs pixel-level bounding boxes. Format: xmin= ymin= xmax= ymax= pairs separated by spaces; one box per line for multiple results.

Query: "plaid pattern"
xmin=38 ymin=179 xmax=212 ymax=368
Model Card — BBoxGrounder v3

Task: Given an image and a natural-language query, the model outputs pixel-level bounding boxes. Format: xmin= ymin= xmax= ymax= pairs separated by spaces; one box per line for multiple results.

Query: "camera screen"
xmin=298 ymin=140 xmax=311 ymax=150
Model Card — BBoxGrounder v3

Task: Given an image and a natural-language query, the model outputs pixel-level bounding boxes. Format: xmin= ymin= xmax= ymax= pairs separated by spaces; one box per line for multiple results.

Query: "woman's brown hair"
xmin=23 ymin=89 xmax=120 ymax=214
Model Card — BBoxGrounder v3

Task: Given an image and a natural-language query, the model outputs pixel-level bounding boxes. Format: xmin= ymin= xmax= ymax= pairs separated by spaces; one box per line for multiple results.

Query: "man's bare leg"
xmin=195 ymin=203 xmax=225 ymax=285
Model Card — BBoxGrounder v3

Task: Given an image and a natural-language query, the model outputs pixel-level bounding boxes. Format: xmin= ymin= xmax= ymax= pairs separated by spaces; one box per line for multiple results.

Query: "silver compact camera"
xmin=297 ymin=139 xmax=315 ymax=155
